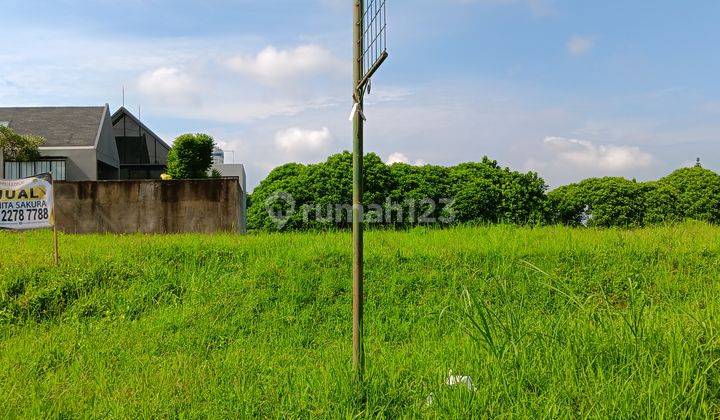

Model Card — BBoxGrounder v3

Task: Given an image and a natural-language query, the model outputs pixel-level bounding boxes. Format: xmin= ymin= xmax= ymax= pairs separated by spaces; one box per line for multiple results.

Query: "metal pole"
xmin=352 ymin=0 xmax=365 ymax=380
xmin=53 ymin=222 xmax=59 ymax=266
xmin=51 ymin=174 xmax=59 ymax=266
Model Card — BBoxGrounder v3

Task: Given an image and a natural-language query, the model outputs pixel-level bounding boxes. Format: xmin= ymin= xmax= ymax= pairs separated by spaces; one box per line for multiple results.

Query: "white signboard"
xmin=0 ymin=173 xmax=54 ymax=230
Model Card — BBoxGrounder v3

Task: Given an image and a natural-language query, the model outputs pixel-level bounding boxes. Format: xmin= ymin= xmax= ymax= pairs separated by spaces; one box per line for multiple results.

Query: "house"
xmin=0 ymin=105 xmax=170 ymax=181
xmin=1 ymin=105 xmax=248 ymax=232
xmin=111 ymin=107 xmax=171 ymax=180
xmin=0 ymin=105 xmax=119 ymax=181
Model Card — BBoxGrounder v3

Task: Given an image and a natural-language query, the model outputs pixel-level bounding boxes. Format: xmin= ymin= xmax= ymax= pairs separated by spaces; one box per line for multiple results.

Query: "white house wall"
xmin=96 ymin=106 xmax=120 ymax=168
xmin=39 ymin=148 xmax=97 ymax=181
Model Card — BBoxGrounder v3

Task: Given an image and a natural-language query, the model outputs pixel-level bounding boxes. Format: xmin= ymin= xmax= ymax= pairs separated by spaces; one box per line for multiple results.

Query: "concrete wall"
xmin=54 ymin=178 xmax=244 ymax=234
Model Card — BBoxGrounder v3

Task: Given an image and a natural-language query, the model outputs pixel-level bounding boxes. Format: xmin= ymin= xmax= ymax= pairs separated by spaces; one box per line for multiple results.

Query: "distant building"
xmin=212 ymin=163 xmax=247 ymax=232
xmin=212 ymin=147 xmax=225 ymax=165
xmin=0 ymin=105 xmax=170 ymax=181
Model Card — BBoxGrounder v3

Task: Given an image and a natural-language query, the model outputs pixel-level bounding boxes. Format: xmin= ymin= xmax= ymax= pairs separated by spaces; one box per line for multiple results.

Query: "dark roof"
xmin=0 ymin=106 xmax=106 ymax=147
xmin=112 ymin=107 xmax=171 ymax=151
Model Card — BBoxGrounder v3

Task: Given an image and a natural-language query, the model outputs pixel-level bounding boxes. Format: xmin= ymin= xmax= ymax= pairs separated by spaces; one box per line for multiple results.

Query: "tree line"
xmin=548 ymin=166 xmax=720 ymax=227
xmin=249 ymin=152 xmax=719 ymax=231
xmin=6 ymin=124 xmax=715 ymax=231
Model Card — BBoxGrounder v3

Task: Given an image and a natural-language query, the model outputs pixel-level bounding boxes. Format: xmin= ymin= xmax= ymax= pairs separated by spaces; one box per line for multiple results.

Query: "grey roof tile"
xmin=0 ymin=106 xmax=105 ymax=147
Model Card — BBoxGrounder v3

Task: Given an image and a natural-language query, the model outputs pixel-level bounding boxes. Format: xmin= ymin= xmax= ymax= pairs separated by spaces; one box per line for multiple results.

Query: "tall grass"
xmin=1 ymin=222 xmax=719 ymax=417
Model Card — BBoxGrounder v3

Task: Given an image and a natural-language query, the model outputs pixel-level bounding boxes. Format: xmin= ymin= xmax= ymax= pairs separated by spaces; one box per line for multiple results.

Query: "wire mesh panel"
xmin=361 ymin=0 xmax=387 ymax=80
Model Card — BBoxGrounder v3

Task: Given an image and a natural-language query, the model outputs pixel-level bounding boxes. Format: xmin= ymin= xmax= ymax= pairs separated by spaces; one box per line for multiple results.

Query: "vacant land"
xmin=1 ymin=223 xmax=719 ymax=417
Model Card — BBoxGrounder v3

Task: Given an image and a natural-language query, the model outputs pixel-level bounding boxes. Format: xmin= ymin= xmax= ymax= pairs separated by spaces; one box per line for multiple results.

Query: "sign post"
xmin=52 ymin=176 xmax=59 ymax=265
xmin=352 ymin=0 xmax=388 ymax=381
xmin=0 ymin=173 xmax=58 ymax=264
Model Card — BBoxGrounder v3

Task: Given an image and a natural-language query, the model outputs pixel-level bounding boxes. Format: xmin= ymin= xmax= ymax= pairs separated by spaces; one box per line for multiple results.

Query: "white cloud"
xmin=386 ymin=152 xmax=426 ymax=166
xmin=137 ymin=67 xmax=200 ymax=106
xmin=275 ymin=127 xmax=332 ymax=160
xmin=567 ymin=35 xmax=594 ymax=56
xmin=543 ymin=136 xmax=652 ymax=170
xmin=128 ymin=43 xmax=346 ymax=123
xmin=387 ymin=152 xmax=409 ymax=164
xmin=227 ymin=45 xmax=344 ymax=86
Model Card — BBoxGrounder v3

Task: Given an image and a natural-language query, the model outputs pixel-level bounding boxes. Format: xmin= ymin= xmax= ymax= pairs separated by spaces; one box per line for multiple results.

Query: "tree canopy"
xmin=659 ymin=167 xmax=720 ymax=223
xmin=0 ymin=126 xmax=44 ymax=161
xmin=248 ymin=152 xmax=720 ymax=232
xmin=248 ymin=152 xmax=548 ymax=231
xmin=546 ymin=166 xmax=720 ymax=227
xmin=166 ymin=133 xmax=215 ymax=179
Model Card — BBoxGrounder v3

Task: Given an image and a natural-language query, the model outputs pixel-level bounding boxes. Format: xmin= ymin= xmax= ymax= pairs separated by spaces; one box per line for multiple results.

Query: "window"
xmin=116 ymin=136 xmax=150 ymax=164
xmin=4 ymin=160 xmax=66 ymax=181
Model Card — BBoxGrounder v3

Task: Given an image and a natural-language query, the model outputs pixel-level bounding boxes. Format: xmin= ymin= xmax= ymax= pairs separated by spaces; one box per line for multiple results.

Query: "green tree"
xmin=451 ymin=178 xmax=502 ymax=223
xmin=0 ymin=126 xmax=44 ymax=161
xmin=641 ymin=182 xmax=682 ymax=225
xmin=247 ymin=163 xmax=309 ymax=231
xmin=301 ymin=153 xmax=352 ymax=228
xmin=449 ymin=159 xmax=504 ymax=197
xmin=166 ymin=133 xmax=215 ymax=179
xmin=363 ymin=153 xmax=394 ymax=210
xmin=387 ymin=163 xmax=452 ymax=226
xmin=286 ymin=152 xmax=390 ymax=228
xmin=448 ymin=158 xmax=547 ymax=225
xmin=547 ymin=178 xmax=645 ymax=227
xmin=447 ymin=160 xmax=504 ymax=224
xmin=498 ymin=169 xmax=547 ymax=224
xmin=659 ymin=167 xmax=720 ymax=223
xmin=245 ymin=154 xmax=720 ymax=231
xmin=546 ymin=184 xmax=586 ymax=226
xmin=548 ymin=177 xmax=644 ymax=227
xmin=581 ymin=177 xmax=645 ymax=227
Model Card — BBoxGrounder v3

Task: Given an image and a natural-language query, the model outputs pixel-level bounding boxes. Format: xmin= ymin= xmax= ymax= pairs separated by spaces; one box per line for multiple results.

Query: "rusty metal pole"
xmin=352 ymin=0 xmax=365 ymax=380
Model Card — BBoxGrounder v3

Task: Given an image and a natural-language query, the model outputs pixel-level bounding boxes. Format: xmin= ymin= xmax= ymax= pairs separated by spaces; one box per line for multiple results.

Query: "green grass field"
xmin=1 ymin=223 xmax=720 ymax=417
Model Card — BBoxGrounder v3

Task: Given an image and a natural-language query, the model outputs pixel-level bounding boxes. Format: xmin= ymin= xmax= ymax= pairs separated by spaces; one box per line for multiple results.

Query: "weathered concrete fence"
xmin=55 ymin=178 xmax=245 ymax=234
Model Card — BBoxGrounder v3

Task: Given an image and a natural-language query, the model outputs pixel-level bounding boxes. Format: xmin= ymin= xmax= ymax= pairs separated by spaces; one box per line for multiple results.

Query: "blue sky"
xmin=1 ymin=0 xmax=719 ymax=190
